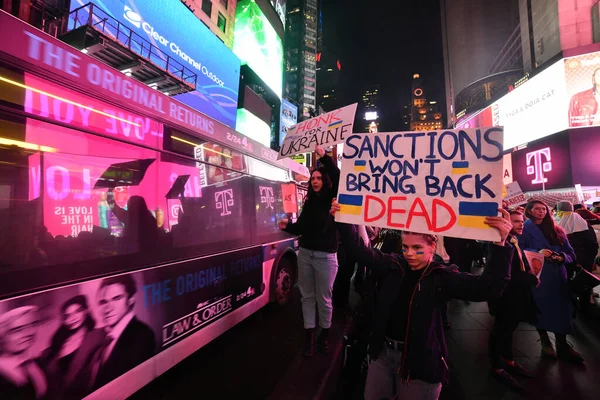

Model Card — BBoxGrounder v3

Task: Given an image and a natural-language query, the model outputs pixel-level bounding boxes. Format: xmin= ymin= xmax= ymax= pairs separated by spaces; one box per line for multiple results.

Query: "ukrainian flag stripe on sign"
xmin=339 ymin=204 xmax=363 ymax=215
xmin=457 ymin=201 xmax=498 ymax=229
xmin=338 ymin=194 xmax=363 ymax=206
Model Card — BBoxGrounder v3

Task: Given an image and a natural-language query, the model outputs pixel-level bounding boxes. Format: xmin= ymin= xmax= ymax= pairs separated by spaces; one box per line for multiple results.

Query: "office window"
xmin=217 ymin=12 xmax=226 ymax=32
xmin=220 ymin=0 xmax=228 ymax=9
xmin=202 ymin=0 xmax=212 ymax=17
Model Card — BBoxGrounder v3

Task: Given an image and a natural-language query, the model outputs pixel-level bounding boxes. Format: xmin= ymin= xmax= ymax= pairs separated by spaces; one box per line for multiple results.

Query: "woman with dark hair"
xmin=331 ymin=201 xmax=514 ymax=400
xmin=41 ymin=295 xmax=106 ymax=399
xmin=519 ymin=200 xmax=583 ymax=363
xmin=278 ymin=146 xmax=340 ymax=357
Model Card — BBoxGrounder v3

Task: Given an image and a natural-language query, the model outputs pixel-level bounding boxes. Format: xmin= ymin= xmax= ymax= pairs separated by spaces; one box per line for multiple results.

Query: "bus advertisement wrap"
xmin=0 ymin=246 xmax=263 ymax=398
xmin=69 ymin=0 xmax=241 ymax=128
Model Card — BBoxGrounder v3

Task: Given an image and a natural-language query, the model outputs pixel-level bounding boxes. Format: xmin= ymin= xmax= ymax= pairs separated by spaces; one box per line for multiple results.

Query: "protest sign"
xmin=524 ymin=250 xmax=545 ymax=278
xmin=278 ymin=103 xmax=358 ymax=159
xmin=504 ymin=181 xmax=527 ymax=207
xmin=335 ymin=127 xmax=505 ymax=242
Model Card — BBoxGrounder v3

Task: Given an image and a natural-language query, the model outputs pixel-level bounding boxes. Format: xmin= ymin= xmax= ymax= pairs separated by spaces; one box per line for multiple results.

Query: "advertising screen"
xmin=492 ymin=62 xmax=568 ymax=150
xmin=269 ymin=0 xmax=286 ymax=27
xmin=568 ymin=127 xmax=600 ymax=186
xmin=233 ymin=0 xmax=284 ymax=99
xmin=511 ymin=131 xmax=572 ymax=191
xmin=564 ymin=51 xmax=600 ymax=128
xmin=69 ymin=0 xmax=241 ymax=128
xmin=456 ymin=106 xmax=494 ymax=130
xmin=279 ymin=99 xmax=298 ymax=147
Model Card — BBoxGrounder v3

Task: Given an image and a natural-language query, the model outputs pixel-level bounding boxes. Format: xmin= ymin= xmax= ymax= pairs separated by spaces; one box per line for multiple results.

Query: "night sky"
xmin=320 ymin=0 xmax=446 ymax=131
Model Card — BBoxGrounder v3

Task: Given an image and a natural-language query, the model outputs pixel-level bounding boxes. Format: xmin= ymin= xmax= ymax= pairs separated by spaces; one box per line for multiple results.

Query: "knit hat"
xmin=556 ymin=201 xmax=574 ymax=212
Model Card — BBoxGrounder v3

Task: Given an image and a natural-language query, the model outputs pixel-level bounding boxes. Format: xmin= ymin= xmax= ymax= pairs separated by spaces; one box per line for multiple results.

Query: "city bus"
xmin=0 ymin=9 xmax=310 ymax=399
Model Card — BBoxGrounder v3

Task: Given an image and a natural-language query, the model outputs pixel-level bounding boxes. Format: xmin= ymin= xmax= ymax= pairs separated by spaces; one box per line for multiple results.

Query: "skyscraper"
xmin=441 ymin=0 xmax=520 ymax=126
xmin=359 ymin=85 xmax=380 ymax=132
xmin=185 ymin=0 xmax=239 ymax=49
xmin=410 ymin=74 xmax=443 ymax=131
xmin=285 ymin=0 xmax=318 ymax=120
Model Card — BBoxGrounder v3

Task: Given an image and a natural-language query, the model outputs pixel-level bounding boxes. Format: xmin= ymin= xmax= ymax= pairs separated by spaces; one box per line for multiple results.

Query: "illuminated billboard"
xmin=565 ymin=52 xmax=600 ymax=127
xmin=236 ymin=108 xmax=271 ymax=147
xmin=270 ymin=0 xmax=286 ymax=27
xmin=233 ymin=0 xmax=284 ymax=99
xmin=69 ymin=0 xmax=241 ymax=128
xmin=365 ymin=111 xmax=378 ymax=120
xmin=279 ymin=99 xmax=298 ymax=147
xmin=492 ymin=62 xmax=568 ymax=150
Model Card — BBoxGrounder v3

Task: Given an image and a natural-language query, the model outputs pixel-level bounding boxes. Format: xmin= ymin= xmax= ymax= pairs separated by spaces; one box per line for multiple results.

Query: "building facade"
xmin=233 ymin=0 xmax=285 ymax=148
xmin=441 ymin=0 xmax=521 ymax=126
xmin=285 ymin=0 xmax=318 ymax=120
xmin=185 ymin=0 xmax=238 ymax=49
xmin=409 ymin=74 xmax=443 ymax=131
xmin=358 ymin=85 xmax=380 ymax=132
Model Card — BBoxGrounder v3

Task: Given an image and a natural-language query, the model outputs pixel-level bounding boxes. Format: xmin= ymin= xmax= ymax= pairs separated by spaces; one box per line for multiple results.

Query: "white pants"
xmin=365 ymin=347 xmax=442 ymax=400
xmin=297 ymin=248 xmax=338 ymax=329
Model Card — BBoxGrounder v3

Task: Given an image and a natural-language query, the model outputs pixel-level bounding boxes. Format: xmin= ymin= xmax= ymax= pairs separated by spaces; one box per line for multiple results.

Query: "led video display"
xmin=69 ymin=0 xmax=241 ymax=128
xmin=233 ymin=0 xmax=283 ymax=99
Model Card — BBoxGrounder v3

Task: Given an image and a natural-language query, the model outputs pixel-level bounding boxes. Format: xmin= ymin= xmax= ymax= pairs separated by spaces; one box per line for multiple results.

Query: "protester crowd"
xmin=278 ymin=147 xmax=600 ymax=400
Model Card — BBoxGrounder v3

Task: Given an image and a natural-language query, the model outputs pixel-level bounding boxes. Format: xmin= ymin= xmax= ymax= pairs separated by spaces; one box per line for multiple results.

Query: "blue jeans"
xmin=365 ymin=347 xmax=442 ymax=400
xmin=297 ymin=248 xmax=338 ymax=329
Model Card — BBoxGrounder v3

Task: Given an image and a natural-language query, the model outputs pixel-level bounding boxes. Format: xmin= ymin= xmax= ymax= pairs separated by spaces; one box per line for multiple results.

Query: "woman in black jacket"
xmin=279 ymin=147 xmax=340 ymax=356
xmin=331 ymin=201 xmax=513 ymax=400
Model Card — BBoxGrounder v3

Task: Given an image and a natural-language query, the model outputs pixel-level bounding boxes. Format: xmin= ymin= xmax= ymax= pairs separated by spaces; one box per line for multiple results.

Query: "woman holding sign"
xmin=331 ymin=201 xmax=514 ymax=400
xmin=519 ymin=200 xmax=583 ymax=364
xmin=278 ymin=146 xmax=340 ymax=357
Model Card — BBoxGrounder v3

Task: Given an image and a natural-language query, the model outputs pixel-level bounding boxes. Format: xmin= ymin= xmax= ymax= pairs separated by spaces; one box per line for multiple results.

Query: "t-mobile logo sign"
xmin=215 ymin=189 xmax=234 ymax=216
xmin=526 ymin=147 xmax=552 ymax=184
xmin=259 ymin=186 xmax=275 ymax=210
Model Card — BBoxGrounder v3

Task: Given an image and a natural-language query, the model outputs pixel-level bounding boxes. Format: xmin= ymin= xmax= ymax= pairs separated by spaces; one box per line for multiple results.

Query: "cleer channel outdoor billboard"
xmin=69 ymin=0 xmax=241 ymax=128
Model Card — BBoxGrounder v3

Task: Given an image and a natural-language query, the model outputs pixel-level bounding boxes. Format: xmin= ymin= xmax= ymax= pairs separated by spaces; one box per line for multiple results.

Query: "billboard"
xmin=233 ymin=0 xmax=284 ymax=99
xmin=492 ymin=62 xmax=568 ymax=150
xmin=69 ymin=0 xmax=241 ymax=128
xmin=565 ymin=52 xmax=600 ymax=127
xmin=279 ymin=99 xmax=298 ymax=147
xmin=270 ymin=0 xmax=286 ymax=27
xmin=510 ymin=131 xmax=572 ymax=191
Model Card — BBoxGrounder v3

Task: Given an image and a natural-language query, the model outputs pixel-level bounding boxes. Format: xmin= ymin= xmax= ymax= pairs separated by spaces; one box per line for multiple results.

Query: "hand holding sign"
xmin=315 ymin=145 xmax=325 ymax=158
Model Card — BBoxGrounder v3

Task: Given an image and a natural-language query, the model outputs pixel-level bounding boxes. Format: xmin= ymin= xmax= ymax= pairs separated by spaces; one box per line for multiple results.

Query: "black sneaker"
xmin=491 ymin=369 xmax=525 ymax=392
xmin=502 ymin=360 xmax=535 ymax=378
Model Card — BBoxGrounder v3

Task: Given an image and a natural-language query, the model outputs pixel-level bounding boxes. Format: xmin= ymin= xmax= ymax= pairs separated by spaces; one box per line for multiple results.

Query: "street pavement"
xmin=130 ymin=282 xmax=600 ymax=399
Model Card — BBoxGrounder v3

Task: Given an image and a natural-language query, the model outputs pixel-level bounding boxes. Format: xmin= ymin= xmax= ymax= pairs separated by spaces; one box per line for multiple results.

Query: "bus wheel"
xmin=274 ymin=258 xmax=293 ymax=306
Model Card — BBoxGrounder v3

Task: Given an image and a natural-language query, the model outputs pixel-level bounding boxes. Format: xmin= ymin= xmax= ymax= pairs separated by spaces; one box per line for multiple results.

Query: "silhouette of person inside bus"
xmin=91 ymin=275 xmax=155 ymax=390
xmin=0 ymin=306 xmax=47 ymax=399
xmin=41 ymin=295 xmax=105 ymax=400
xmin=106 ymin=188 xmax=159 ymax=253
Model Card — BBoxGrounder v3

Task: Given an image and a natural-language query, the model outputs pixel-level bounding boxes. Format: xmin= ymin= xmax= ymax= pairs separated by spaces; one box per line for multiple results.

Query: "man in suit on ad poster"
xmin=91 ymin=275 xmax=156 ymax=390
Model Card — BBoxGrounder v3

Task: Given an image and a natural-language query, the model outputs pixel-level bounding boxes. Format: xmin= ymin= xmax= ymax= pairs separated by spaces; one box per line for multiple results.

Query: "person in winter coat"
xmin=488 ymin=210 xmax=539 ymax=392
xmin=554 ymin=201 xmax=599 ymax=307
xmin=278 ymin=146 xmax=339 ymax=357
xmin=331 ymin=201 xmax=514 ymax=400
xmin=519 ymin=200 xmax=584 ymax=364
